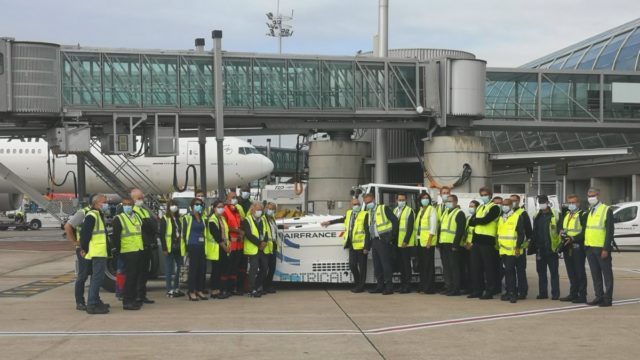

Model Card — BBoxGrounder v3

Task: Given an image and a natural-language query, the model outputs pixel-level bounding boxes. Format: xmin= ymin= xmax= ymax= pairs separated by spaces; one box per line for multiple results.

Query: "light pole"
xmin=266 ymin=0 xmax=294 ymax=56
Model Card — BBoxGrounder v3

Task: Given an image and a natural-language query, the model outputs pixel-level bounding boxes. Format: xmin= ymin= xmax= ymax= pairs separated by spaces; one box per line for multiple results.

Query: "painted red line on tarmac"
xmin=365 ymin=297 xmax=640 ymax=335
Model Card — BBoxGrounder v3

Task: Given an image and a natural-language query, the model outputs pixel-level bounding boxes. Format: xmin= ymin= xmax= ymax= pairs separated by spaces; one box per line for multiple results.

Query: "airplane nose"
xmin=263 ymin=156 xmax=275 ymax=175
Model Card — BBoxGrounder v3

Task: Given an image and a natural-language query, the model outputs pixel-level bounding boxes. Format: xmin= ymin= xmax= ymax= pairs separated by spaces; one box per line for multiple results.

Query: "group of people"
xmin=65 ymin=186 xmax=281 ymax=315
xmin=325 ymin=186 xmax=615 ymax=307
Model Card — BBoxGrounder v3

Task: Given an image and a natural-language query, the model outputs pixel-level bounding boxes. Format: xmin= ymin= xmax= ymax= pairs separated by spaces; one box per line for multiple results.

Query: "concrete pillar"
xmin=423 ymin=135 xmax=491 ymax=193
xmin=307 ymin=140 xmax=370 ymax=215
xmin=590 ymin=177 xmax=612 ymax=204
xmin=632 ymin=174 xmax=640 ymax=201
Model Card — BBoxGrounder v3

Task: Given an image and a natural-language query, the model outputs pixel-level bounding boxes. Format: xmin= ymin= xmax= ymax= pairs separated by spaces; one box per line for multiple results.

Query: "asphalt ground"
xmin=1 ymin=229 xmax=639 ymax=359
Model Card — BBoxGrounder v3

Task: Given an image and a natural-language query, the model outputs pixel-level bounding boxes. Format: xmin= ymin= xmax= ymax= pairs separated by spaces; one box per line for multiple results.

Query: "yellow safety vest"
xmin=343 ymin=209 xmax=367 ymax=250
xmin=395 ymin=206 xmax=416 ymax=247
xmin=235 ymin=204 xmax=246 ymax=219
xmin=534 ymin=209 xmax=561 ymax=251
xmin=263 ymin=217 xmax=278 ymax=255
xmin=415 ymin=205 xmax=438 ymax=247
xmin=498 ymin=209 xmax=523 ymax=256
xmin=244 ymin=215 xmax=269 ymax=256
xmin=206 ymin=214 xmax=229 ymax=261
xmin=437 ymin=204 xmax=447 ymax=222
xmin=474 ymin=202 xmax=498 ymax=237
xmin=439 ymin=207 xmax=462 ymax=244
xmin=75 ymin=206 xmax=92 ymax=240
xmin=133 ymin=205 xmax=150 ymax=220
xmin=163 ymin=215 xmax=185 ymax=257
xmin=465 ymin=217 xmax=474 ymax=246
xmin=585 ymin=204 xmax=610 ymax=248
xmin=182 ymin=214 xmax=209 ymax=246
xmin=116 ymin=213 xmax=144 ymax=254
xmin=84 ymin=210 xmax=107 ymax=259
xmin=563 ymin=211 xmax=583 ymax=238
xmin=369 ymin=204 xmax=392 ymax=235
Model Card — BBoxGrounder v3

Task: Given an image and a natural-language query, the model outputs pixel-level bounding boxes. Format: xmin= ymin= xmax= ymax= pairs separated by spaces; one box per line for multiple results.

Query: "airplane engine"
xmin=0 ymin=193 xmax=24 ymax=211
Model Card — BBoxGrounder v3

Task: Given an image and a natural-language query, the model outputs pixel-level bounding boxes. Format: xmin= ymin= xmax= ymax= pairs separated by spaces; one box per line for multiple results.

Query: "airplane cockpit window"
xmin=19 ymin=149 xmax=23 ymax=154
xmin=31 ymin=149 xmax=35 ymax=154
xmin=238 ymin=147 xmax=261 ymax=155
xmin=38 ymin=149 xmax=42 ymax=154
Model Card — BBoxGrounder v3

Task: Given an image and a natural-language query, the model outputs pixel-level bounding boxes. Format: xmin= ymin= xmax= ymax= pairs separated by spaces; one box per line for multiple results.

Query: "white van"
xmin=611 ymin=202 xmax=640 ymax=247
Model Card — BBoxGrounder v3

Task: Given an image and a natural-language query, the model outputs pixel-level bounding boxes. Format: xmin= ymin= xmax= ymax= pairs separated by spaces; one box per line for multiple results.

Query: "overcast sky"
xmin=2 ymin=0 xmax=639 ymax=67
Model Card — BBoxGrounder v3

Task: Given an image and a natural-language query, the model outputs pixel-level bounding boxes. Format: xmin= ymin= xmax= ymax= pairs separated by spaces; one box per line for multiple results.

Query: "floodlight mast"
xmin=265 ymin=0 xmax=294 ymax=54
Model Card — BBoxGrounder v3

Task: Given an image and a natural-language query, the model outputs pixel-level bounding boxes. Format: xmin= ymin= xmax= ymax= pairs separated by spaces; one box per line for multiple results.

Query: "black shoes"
xmin=217 ymin=291 xmax=231 ymax=299
xmin=551 ymin=295 xmax=560 ymax=300
xmin=510 ymin=296 xmax=517 ymax=304
xmin=369 ymin=287 xmax=384 ymax=294
xmin=249 ymin=290 xmax=262 ymax=298
xmin=598 ymin=300 xmax=612 ymax=307
xmin=86 ymin=304 xmax=109 ymax=314
xmin=382 ymin=289 xmax=394 ymax=295
xmin=123 ymin=303 xmax=141 ymax=311
xmin=559 ymin=295 xmax=575 ymax=302
xmin=479 ymin=292 xmax=493 ymax=300
xmin=467 ymin=293 xmax=481 ymax=299
xmin=447 ymin=291 xmax=462 ymax=296
xmin=536 ymin=294 xmax=549 ymax=300
xmin=399 ymin=287 xmax=411 ymax=294
xmin=587 ymin=298 xmax=603 ymax=306
xmin=572 ymin=297 xmax=587 ymax=304
xmin=136 ymin=297 xmax=154 ymax=304
xmin=518 ymin=294 xmax=527 ymax=300
xmin=351 ymin=286 xmax=365 ymax=293
xmin=76 ymin=303 xmax=87 ymax=311
xmin=265 ymin=288 xmax=276 ymax=294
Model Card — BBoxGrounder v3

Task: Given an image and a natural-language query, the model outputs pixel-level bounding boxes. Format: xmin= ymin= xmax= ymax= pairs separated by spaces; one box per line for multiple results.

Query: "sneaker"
xmin=166 ymin=291 xmax=175 ymax=298
xmin=76 ymin=303 xmax=87 ymax=311
xmin=249 ymin=290 xmax=262 ymax=298
xmin=173 ymin=290 xmax=185 ymax=297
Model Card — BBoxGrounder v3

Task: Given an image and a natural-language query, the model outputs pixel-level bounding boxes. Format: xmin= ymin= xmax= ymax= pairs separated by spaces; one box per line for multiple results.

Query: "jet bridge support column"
xmin=423 ymin=133 xmax=491 ymax=194
xmin=307 ymin=134 xmax=370 ymax=215
xmin=198 ymin=124 xmax=207 ymax=194
xmin=77 ymin=154 xmax=87 ymax=205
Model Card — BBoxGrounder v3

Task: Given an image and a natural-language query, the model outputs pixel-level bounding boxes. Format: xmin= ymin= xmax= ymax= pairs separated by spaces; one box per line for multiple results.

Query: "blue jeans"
xmin=165 ymin=252 xmax=183 ymax=292
xmin=74 ymin=248 xmax=92 ymax=304
xmin=87 ymin=257 xmax=106 ymax=306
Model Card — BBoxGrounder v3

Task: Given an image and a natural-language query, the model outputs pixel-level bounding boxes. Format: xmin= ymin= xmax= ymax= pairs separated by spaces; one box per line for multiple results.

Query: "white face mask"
xmin=241 ymin=192 xmax=250 ymax=199
xmin=588 ymin=196 xmax=599 ymax=206
xmin=169 ymin=205 xmax=178 ymax=213
xmin=502 ymin=205 xmax=512 ymax=213
xmin=539 ymin=203 xmax=548 ymax=210
xmin=134 ymin=200 xmax=144 ymax=207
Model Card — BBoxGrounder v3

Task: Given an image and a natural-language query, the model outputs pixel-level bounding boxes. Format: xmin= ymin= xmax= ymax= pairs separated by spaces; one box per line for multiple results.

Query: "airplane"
xmin=0 ymin=136 xmax=274 ymax=210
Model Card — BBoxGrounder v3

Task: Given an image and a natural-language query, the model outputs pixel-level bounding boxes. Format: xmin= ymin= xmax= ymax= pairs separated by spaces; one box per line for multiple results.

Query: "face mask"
xmin=352 ymin=205 xmax=361 ymax=212
xmin=512 ymin=202 xmax=520 ymax=209
xmin=502 ymin=205 xmax=512 ymax=213
xmin=568 ymin=204 xmax=577 ymax=212
xmin=230 ymin=198 xmax=238 ymax=205
xmin=134 ymin=200 xmax=144 ymax=207
xmin=588 ymin=197 xmax=598 ymax=206
xmin=468 ymin=207 xmax=476 ymax=215
xmin=420 ymin=198 xmax=430 ymax=207
xmin=266 ymin=209 xmax=274 ymax=217
xmin=193 ymin=204 xmax=203 ymax=213
xmin=101 ymin=203 xmax=110 ymax=213
xmin=480 ymin=195 xmax=490 ymax=204
xmin=170 ymin=205 xmax=178 ymax=213
xmin=366 ymin=202 xmax=375 ymax=210
xmin=254 ymin=210 xmax=263 ymax=217
xmin=445 ymin=202 xmax=454 ymax=210
xmin=441 ymin=194 xmax=449 ymax=202
xmin=216 ymin=207 xmax=225 ymax=215
xmin=539 ymin=203 xmax=548 ymax=210
xmin=123 ymin=205 xmax=133 ymax=215
xmin=197 ymin=196 xmax=205 ymax=201
xmin=241 ymin=192 xmax=250 ymax=199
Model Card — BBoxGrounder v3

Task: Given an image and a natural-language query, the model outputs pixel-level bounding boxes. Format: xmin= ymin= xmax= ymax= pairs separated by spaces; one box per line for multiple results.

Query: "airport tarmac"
xmin=1 ymin=229 xmax=639 ymax=360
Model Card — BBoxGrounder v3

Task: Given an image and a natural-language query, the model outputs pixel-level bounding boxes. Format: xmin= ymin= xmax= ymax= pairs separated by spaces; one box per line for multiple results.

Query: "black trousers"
xmin=187 ymin=245 xmax=206 ymax=293
xmin=136 ymin=248 xmax=151 ymax=299
xmin=459 ymin=248 xmax=471 ymax=291
xmin=210 ymin=247 xmax=229 ymax=291
xmin=121 ymin=251 xmax=143 ymax=305
xmin=417 ymin=246 xmax=435 ymax=292
xmin=502 ymin=255 xmax=517 ymax=296
xmin=470 ymin=243 xmax=497 ymax=295
xmin=372 ymin=236 xmax=394 ymax=289
xmin=495 ymin=248 xmax=504 ymax=294
xmin=440 ymin=244 xmax=461 ymax=292
xmin=536 ymin=249 xmax=560 ymax=298
xmin=227 ymin=250 xmax=242 ymax=292
xmin=248 ymin=252 xmax=268 ymax=292
xmin=264 ymin=253 xmax=277 ymax=290
xmin=398 ymin=246 xmax=413 ymax=286
xmin=564 ymin=245 xmax=588 ymax=298
xmin=349 ymin=248 xmax=368 ymax=287
xmin=586 ymin=246 xmax=614 ymax=302
xmin=516 ymin=253 xmax=528 ymax=297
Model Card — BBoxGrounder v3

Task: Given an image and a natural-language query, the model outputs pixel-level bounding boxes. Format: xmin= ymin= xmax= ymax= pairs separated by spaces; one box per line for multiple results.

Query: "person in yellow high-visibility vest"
xmin=438 ymin=194 xmax=467 ymax=296
xmin=584 ymin=188 xmax=615 ymax=307
xmin=160 ymin=200 xmax=184 ymax=298
xmin=241 ymin=202 xmax=270 ymax=297
xmin=510 ymin=194 xmax=532 ymax=300
xmin=264 ymin=202 xmax=284 ymax=294
xmin=558 ymin=194 xmax=588 ymax=304
xmin=497 ymin=198 xmax=527 ymax=303
xmin=111 ymin=198 xmax=145 ymax=310
xmin=182 ymin=198 xmax=209 ymax=301
xmin=131 ymin=188 xmax=158 ymax=305
xmin=415 ymin=192 xmax=438 ymax=294
xmin=468 ymin=187 xmax=501 ymax=300
xmin=364 ymin=193 xmax=398 ymax=295
xmin=78 ymin=194 xmax=110 ymax=315
xmin=461 ymin=200 xmax=480 ymax=294
xmin=322 ymin=198 xmax=371 ymax=293
xmin=394 ymin=193 xmax=415 ymax=294
xmin=532 ymin=194 xmax=561 ymax=300
xmin=207 ymin=199 xmax=231 ymax=299
xmin=436 ymin=186 xmax=451 ymax=222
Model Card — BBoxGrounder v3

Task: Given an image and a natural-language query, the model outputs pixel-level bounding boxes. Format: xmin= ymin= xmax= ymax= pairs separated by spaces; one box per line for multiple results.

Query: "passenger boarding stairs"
xmin=82 ymin=140 xmax=163 ymax=209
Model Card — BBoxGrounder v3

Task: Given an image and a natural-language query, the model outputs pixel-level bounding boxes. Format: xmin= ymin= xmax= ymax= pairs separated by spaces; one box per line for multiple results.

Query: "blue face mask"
xmin=366 ymin=202 xmax=375 ymax=210
xmin=441 ymin=194 xmax=449 ymax=202
xmin=397 ymin=201 xmax=406 ymax=208
xmin=101 ymin=203 xmax=110 ymax=213
xmin=420 ymin=198 xmax=430 ymax=207
xmin=193 ymin=204 xmax=203 ymax=213
xmin=568 ymin=204 xmax=577 ymax=212
xmin=445 ymin=202 xmax=454 ymax=210
xmin=480 ymin=195 xmax=491 ymax=204
xmin=352 ymin=205 xmax=362 ymax=212
xmin=468 ymin=207 xmax=476 ymax=215
xmin=122 ymin=205 xmax=133 ymax=215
